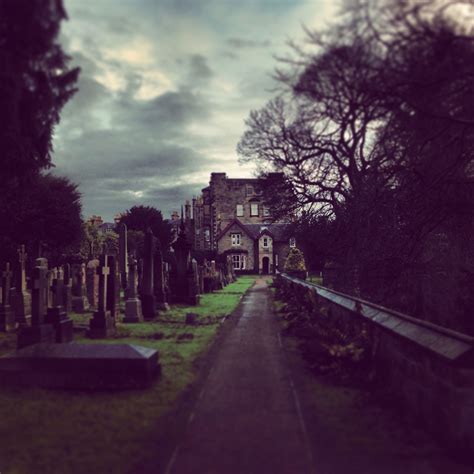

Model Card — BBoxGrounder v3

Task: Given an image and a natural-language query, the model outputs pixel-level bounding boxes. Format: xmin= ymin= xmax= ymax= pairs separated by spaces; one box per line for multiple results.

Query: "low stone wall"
xmin=277 ymin=273 xmax=474 ymax=458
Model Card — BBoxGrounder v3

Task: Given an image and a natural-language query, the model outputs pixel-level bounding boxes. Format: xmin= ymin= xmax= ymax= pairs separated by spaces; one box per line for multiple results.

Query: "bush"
xmin=284 ymin=247 xmax=307 ymax=272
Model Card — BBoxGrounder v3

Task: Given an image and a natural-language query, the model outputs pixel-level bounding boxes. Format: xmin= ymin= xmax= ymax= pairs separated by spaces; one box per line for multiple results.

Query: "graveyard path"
xmin=166 ymin=278 xmax=314 ymax=474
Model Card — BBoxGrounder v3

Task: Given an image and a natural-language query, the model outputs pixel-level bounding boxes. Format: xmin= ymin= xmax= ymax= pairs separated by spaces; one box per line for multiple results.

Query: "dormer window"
xmin=231 ymin=233 xmax=242 ymax=246
xmin=250 ymin=203 xmax=259 ymax=216
xmin=289 ymin=237 xmax=296 ymax=248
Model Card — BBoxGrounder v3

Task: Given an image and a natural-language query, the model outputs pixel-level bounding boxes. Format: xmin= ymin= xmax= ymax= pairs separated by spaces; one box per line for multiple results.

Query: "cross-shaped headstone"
xmin=1 ymin=262 xmax=13 ymax=306
xmin=32 ymin=266 xmax=48 ymax=325
xmin=97 ymin=255 xmax=110 ymax=312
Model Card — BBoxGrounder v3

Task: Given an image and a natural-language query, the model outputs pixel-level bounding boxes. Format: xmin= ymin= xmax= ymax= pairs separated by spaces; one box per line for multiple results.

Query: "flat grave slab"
xmin=0 ymin=343 xmax=160 ymax=390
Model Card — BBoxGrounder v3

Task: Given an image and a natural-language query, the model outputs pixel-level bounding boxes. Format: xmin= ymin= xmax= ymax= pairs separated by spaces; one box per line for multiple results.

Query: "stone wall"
xmin=277 ymin=273 xmax=474 ymax=458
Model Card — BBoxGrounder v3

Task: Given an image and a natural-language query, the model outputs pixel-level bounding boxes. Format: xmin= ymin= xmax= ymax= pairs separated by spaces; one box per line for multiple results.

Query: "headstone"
xmin=13 ymin=245 xmax=32 ymax=325
xmin=62 ymin=264 xmax=73 ymax=312
xmin=46 ymin=268 xmax=56 ymax=308
xmin=72 ymin=263 xmax=90 ymax=312
xmin=86 ymin=259 xmax=100 ymax=309
xmin=140 ymin=229 xmax=156 ymax=320
xmin=172 ymin=220 xmax=192 ymax=303
xmin=17 ymin=264 xmax=55 ymax=349
xmin=123 ymin=258 xmax=143 ymax=323
xmin=187 ymin=258 xmax=200 ymax=306
xmin=106 ymin=255 xmax=121 ymax=322
xmin=0 ymin=262 xmax=17 ymax=332
xmin=153 ymin=238 xmax=169 ymax=311
xmin=88 ymin=255 xmax=116 ymax=338
xmin=185 ymin=312 xmax=198 ymax=325
xmin=45 ymin=267 xmax=73 ymax=343
xmin=118 ymin=223 xmax=129 ymax=294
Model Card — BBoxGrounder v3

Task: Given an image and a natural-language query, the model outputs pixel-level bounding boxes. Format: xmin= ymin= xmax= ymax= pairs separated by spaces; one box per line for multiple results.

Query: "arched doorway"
xmin=262 ymin=256 xmax=270 ymax=274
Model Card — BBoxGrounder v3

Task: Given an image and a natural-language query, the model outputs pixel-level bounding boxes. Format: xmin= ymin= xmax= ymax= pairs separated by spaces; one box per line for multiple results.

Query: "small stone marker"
xmin=0 ymin=262 xmax=17 ymax=332
xmin=88 ymin=255 xmax=116 ymax=338
xmin=123 ymin=258 xmax=143 ymax=323
xmin=185 ymin=312 xmax=198 ymax=325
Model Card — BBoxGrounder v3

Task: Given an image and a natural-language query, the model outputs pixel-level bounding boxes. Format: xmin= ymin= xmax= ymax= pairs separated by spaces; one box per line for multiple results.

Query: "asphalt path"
xmin=166 ymin=278 xmax=314 ymax=474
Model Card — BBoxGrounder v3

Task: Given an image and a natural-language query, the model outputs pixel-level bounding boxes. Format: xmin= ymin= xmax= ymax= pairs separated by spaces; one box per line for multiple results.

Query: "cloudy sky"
xmin=53 ymin=0 xmax=337 ymax=221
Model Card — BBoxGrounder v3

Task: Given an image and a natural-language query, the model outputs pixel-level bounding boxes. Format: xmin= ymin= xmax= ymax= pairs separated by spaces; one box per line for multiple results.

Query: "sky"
xmin=53 ymin=0 xmax=337 ymax=221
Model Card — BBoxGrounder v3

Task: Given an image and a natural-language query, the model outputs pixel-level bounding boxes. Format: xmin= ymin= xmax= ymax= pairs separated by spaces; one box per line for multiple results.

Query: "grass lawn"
xmin=0 ymin=275 xmax=257 ymax=474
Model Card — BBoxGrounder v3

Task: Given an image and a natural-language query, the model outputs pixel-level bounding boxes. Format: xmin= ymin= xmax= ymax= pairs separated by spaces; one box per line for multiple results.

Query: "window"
xmin=246 ymin=185 xmax=254 ymax=196
xmin=263 ymin=207 xmax=270 ymax=217
xmin=236 ymin=204 xmax=244 ymax=217
xmin=204 ymin=229 xmax=210 ymax=242
xmin=289 ymin=237 xmax=296 ymax=248
xmin=250 ymin=203 xmax=259 ymax=216
xmin=262 ymin=237 xmax=270 ymax=248
xmin=232 ymin=254 xmax=246 ymax=270
xmin=231 ymin=233 xmax=241 ymax=246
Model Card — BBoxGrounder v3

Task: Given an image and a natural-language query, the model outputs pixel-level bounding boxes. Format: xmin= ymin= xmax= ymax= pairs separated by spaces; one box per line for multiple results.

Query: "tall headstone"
xmin=45 ymin=267 xmax=73 ymax=343
xmin=72 ymin=263 xmax=89 ymax=312
xmin=13 ymin=245 xmax=32 ymax=325
xmin=17 ymin=264 xmax=55 ymax=348
xmin=106 ymin=255 xmax=121 ymax=322
xmin=187 ymin=258 xmax=200 ymax=306
xmin=123 ymin=258 xmax=143 ymax=323
xmin=140 ymin=229 xmax=156 ymax=320
xmin=118 ymin=223 xmax=129 ymax=294
xmin=62 ymin=263 xmax=73 ymax=312
xmin=88 ymin=255 xmax=116 ymax=338
xmin=172 ymin=219 xmax=192 ymax=303
xmin=153 ymin=238 xmax=169 ymax=311
xmin=0 ymin=263 xmax=17 ymax=332
xmin=86 ymin=258 xmax=100 ymax=309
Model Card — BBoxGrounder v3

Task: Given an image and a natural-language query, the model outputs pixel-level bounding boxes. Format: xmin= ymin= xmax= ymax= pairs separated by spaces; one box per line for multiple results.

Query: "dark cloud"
xmin=226 ymin=37 xmax=271 ymax=49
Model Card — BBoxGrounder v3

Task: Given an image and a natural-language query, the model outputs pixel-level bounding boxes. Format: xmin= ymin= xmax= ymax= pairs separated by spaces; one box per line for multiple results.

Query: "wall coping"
xmin=281 ymin=273 xmax=474 ymax=366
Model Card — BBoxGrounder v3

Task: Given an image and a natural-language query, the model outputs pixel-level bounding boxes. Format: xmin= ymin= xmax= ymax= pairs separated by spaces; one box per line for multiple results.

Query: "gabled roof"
xmin=217 ymin=219 xmax=255 ymax=241
xmin=217 ymin=220 xmax=295 ymax=243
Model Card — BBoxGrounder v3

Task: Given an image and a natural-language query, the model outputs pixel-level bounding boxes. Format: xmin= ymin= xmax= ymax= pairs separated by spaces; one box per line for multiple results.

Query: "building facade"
xmin=189 ymin=172 xmax=296 ymax=274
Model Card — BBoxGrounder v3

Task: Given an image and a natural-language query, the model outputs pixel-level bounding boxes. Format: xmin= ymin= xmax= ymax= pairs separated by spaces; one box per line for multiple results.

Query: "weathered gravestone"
xmin=17 ymin=262 xmax=55 ymax=349
xmin=86 ymin=258 xmax=100 ymax=309
xmin=106 ymin=255 xmax=121 ymax=323
xmin=118 ymin=223 xmax=129 ymax=295
xmin=187 ymin=258 xmax=200 ymax=306
xmin=0 ymin=343 xmax=160 ymax=389
xmin=140 ymin=229 xmax=156 ymax=320
xmin=153 ymin=238 xmax=169 ymax=311
xmin=72 ymin=263 xmax=89 ymax=312
xmin=0 ymin=263 xmax=17 ymax=332
xmin=171 ymin=220 xmax=193 ymax=303
xmin=123 ymin=258 xmax=143 ymax=323
xmin=45 ymin=267 xmax=74 ymax=343
xmin=62 ymin=264 xmax=73 ymax=312
xmin=13 ymin=245 xmax=32 ymax=325
xmin=88 ymin=255 xmax=116 ymax=338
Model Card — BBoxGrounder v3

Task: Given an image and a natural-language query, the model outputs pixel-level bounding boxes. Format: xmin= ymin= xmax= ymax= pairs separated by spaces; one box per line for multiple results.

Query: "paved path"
xmin=167 ymin=278 xmax=314 ymax=474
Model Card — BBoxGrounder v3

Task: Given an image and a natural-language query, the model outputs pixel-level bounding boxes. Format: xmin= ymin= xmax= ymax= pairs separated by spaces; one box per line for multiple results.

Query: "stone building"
xmin=189 ymin=172 xmax=296 ymax=274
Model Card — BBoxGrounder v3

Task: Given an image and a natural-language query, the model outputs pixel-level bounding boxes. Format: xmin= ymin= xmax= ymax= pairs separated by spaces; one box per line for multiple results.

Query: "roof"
xmin=217 ymin=220 xmax=295 ymax=242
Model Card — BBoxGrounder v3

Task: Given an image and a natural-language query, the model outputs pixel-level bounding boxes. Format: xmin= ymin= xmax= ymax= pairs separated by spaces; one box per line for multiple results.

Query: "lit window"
xmin=289 ymin=237 xmax=296 ymax=248
xmin=263 ymin=207 xmax=270 ymax=217
xmin=232 ymin=254 xmax=246 ymax=270
xmin=246 ymin=185 xmax=254 ymax=196
xmin=231 ymin=233 xmax=241 ymax=246
xmin=236 ymin=204 xmax=244 ymax=217
xmin=250 ymin=203 xmax=259 ymax=216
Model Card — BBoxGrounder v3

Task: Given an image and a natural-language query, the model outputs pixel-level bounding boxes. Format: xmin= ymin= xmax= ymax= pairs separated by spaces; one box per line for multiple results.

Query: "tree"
xmin=119 ymin=205 xmax=173 ymax=250
xmin=0 ymin=173 xmax=83 ymax=264
xmin=0 ymin=0 xmax=80 ymax=182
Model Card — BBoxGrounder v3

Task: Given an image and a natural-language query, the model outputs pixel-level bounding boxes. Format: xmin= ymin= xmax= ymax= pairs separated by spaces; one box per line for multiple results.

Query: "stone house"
xmin=189 ymin=172 xmax=296 ymax=274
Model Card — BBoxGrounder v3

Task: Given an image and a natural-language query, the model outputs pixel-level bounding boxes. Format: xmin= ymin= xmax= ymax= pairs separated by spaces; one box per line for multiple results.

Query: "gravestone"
xmin=0 ymin=343 xmax=160 ymax=389
xmin=187 ymin=258 xmax=200 ymax=306
xmin=88 ymin=255 xmax=116 ymax=338
xmin=123 ymin=258 xmax=143 ymax=323
xmin=62 ymin=263 xmax=73 ymax=312
xmin=13 ymin=245 xmax=32 ymax=325
xmin=0 ymin=263 xmax=17 ymax=332
xmin=153 ymin=238 xmax=169 ymax=311
xmin=46 ymin=267 xmax=73 ymax=343
xmin=72 ymin=263 xmax=89 ymax=312
xmin=172 ymin=220 xmax=192 ymax=303
xmin=46 ymin=268 xmax=56 ymax=308
xmin=86 ymin=258 xmax=100 ymax=309
xmin=17 ymin=263 xmax=55 ymax=349
xmin=106 ymin=255 xmax=121 ymax=322
xmin=118 ymin=223 xmax=129 ymax=294
xmin=140 ymin=229 xmax=156 ymax=320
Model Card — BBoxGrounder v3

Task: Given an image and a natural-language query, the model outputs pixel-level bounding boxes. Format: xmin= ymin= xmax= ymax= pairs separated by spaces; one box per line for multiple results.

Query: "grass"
xmin=0 ymin=275 xmax=257 ymax=474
